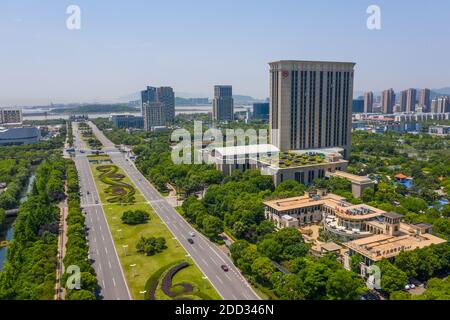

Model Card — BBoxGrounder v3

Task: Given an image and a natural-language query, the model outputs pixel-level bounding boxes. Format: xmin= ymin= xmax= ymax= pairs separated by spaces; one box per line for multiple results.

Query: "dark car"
xmin=187 ymin=238 xmax=194 ymax=244
xmin=221 ymin=265 xmax=229 ymax=272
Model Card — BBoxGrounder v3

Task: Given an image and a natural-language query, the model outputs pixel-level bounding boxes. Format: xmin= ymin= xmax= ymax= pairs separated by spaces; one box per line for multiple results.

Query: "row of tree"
xmin=0 ymin=156 xmax=66 ymax=299
xmin=63 ymin=160 xmax=98 ymax=300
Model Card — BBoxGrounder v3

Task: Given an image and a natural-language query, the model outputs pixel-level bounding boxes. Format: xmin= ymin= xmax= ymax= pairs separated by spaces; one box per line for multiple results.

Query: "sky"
xmin=1 ymin=0 xmax=449 ymax=106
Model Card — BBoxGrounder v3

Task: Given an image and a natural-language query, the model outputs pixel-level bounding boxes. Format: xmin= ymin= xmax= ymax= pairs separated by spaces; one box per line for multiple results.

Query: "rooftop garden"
xmin=260 ymin=152 xmax=326 ymax=168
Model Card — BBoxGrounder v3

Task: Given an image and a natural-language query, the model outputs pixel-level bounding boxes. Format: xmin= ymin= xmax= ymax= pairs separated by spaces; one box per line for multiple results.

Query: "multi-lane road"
xmin=72 ymin=123 xmax=131 ymax=300
xmin=73 ymin=121 xmax=260 ymax=300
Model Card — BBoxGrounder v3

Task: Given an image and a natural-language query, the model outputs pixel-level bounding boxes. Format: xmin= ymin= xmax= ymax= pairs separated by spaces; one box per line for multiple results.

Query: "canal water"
xmin=0 ymin=175 xmax=36 ymax=271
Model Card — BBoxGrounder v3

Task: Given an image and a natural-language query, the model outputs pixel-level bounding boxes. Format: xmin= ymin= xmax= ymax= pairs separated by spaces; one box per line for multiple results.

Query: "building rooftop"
xmin=213 ymin=144 xmax=279 ymax=158
xmin=383 ymin=212 xmax=404 ymax=220
xmin=264 ymin=193 xmax=346 ymax=212
xmin=344 ymin=232 xmax=446 ymax=262
xmin=321 ymin=242 xmax=343 ymax=252
xmin=327 ymin=170 xmax=373 ymax=184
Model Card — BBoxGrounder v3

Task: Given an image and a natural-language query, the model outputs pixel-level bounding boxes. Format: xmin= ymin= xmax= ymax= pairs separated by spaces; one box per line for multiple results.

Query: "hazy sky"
xmin=1 ymin=0 xmax=449 ymax=106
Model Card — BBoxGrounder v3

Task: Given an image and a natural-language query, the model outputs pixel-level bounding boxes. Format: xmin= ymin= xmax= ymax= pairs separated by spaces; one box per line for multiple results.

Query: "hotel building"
xmin=269 ymin=60 xmax=355 ymax=159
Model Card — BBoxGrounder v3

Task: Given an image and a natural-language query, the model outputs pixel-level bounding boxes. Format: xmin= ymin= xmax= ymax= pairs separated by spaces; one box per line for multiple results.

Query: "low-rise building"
xmin=110 ymin=114 xmax=144 ymax=129
xmin=0 ymin=127 xmax=41 ymax=145
xmin=429 ymin=125 xmax=450 ymax=136
xmin=344 ymin=219 xmax=446 ymax=274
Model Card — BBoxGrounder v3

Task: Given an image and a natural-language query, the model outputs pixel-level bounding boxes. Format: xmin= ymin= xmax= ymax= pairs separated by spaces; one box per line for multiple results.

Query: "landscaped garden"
xmin=96 ymin=165 xmax=136 ymax=204
xmin=90 ymin=161 xmax=221 ymax=300
xmin=260 ymin=152 xmax=326 ymax=168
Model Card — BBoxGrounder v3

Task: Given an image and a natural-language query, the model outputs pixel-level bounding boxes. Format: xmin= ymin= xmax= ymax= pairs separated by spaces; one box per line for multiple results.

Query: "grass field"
xmin=90 ymin=162 xmax=221 ymax=300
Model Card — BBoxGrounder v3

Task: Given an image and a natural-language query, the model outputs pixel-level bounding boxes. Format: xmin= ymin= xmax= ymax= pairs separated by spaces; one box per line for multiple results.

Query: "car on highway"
xmin=221 ymin=265 xmax=229 ymax=272
xmin=187 ymin=238 xmax=194 ymax=244
xmin=95 ymin=200 xmax=99 ymax=204
xmin=189 ymin=232 xmax=195 ymax=237
xmin=87 ymin=191 xmax=90 ymax=195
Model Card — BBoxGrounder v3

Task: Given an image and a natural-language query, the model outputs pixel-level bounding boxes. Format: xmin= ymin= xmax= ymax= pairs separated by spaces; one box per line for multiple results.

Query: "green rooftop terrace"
xmin=260 ymin=152 xmax=326 ymax=168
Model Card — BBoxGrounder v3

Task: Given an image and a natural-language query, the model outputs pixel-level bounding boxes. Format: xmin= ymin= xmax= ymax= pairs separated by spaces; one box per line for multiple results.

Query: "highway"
xmin=72 ymin=123 xmax=131 ymax=300
xmin=87 ymin=121 xmax=261 ymax=300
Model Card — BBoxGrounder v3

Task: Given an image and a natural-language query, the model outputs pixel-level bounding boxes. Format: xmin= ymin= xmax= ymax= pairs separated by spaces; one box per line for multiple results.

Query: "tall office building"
xmin=157 ymin=87 xmax=175 ymax=123
xmin=140 ymin=86 xmax=175 ymax=128
xmin=431 ymin=99 xmax=439 ymax=113
xmin=437 ymin=97 xmax=450 ymax=113
xmin=364 ymin=91 xmax=374 ymax=113
xmin=141 ymin=86 xmax=157 ymax=112
xmin=382 ymin=89 xmax=396 ymax=114
xmin=212 ymin=85 xmax=234 ymax=122
xmin=143 ymin=102 xmax=164 ymax=131
xmin=352 ymin=99 xmax=364 ymax=113
xmin=0 ymin=108 xmax=23 ymax=124
xmin=399 ymin=90 xmax=408 ymax=112
xmin=253 ymin=102 xmax=270 ymax=121
xmin=406 ymin=88 xmax=417 ymax=113
xmin=269 ymin=60 xmax=355 ymax=159
xmin=419 ymin=88 xmax=431 ymax=113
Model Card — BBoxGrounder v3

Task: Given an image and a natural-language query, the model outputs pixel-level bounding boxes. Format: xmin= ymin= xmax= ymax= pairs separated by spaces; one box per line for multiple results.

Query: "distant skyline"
xmin=1 ymin=0 xmax=450 ymax=106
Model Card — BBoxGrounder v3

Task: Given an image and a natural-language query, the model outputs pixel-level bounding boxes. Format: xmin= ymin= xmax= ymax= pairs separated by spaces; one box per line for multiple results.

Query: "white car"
xmin=405 ymin=285 xmax=411 ymax=290
xmin=189 ymin=232 xmax=195 ymax=237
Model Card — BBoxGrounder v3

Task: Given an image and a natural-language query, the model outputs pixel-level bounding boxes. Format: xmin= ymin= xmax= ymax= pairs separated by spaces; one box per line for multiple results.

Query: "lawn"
xmin=90 ymin=162 xmax=221 ymax=300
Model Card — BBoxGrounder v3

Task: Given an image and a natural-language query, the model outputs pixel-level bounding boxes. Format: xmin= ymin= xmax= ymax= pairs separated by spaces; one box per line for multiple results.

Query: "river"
xmin=22 ymin=105 xmax=251 ymax=121
xmin=0 ymin=174 xmax=36 ymax=271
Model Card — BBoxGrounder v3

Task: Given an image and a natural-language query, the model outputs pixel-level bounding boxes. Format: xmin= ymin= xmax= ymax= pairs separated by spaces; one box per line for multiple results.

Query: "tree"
xmin=376 ymin=260 xmax=408 ymax=295
xmin=414 ymin=278 xmax=450 ymax=300
xmin=136 ymin=236 xmax=167 ymax=256
xmin=326 ymin=270 xmax=366 ymax=300
xmin=350 ymin=254 xmax=363 ymax=274
xmin=251 ymin=257 xmax=276 ymax=286
xmin=390 ymin=291 xmax=411 ymax=300
xmin=298 ymin=261 xmax=331 ymax=300
xmin=257 ymin=239 xmax=283 ymax=261
xmin=0 ymin=208 xmax=5 ymax=230
xmin=237 ymin=245 xmax=260 ymax=275
xmin=273 ymin=274 xmax=305 ymax=300
xmin=121 ymin=210 xmax=150 ymax=225
xmin=230 ymin=240 xmax=250 ymax=262
xmin=271 ymin=180 xmax=306 ymax=199
xmin=66 ymin=289 xmax=96 ymax=300
xmin=202 ymin=216 xmax=224 ymax=239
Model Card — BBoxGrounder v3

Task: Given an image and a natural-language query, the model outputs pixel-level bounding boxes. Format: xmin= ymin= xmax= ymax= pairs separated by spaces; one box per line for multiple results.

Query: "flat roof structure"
xmin=213 ymin=144 xmax=279 ymax=157
xmin=264 ymin=193 xmax=346 ymax=212
xmin=344 ymin=227 xmax=446 ymax=262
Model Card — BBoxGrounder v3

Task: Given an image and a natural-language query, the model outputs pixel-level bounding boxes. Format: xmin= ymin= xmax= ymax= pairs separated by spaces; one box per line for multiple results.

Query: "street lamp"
xmin=130 ymin=264 xmax=137 ymax=277
xmin=139 ymin=290 xmax=147 ymax=300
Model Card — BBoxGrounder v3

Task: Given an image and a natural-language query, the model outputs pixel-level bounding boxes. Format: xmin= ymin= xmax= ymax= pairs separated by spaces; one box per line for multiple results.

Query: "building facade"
xmin=110 ymin=114 xmax=144 ymax=129
xmin=352 ymin=99 xmax=364 ymax=113
xmin=253 ymin=102 xmax=270 ymax=121
xmin=0 ymin=127 xmax=40 ymax=145
xmin=0 ymin=108 xmax=23 ymax=124
xmin=399 ymin=90 xmax=407 ymax=112
xmin=364 ymin=92 xmax=373 ymax=113
xmin=382 ymin=89 xmax=396 ymax=114
xmin=140 ymin=86 xmax=175 ymax=128
xmin=406 ymin=88 xmax=417 ymax=113
xmin=419 ymin=88 xmax=431 ymax=112
xmin=142 ymin=102 xmax=164 ymax=131
xmin=212 ymin=85 xmax=234 ymax=122
xmin=269 ymin=60 xmax=355 ymax=159
xmin=157 ymin=87 xmax=175 ymax=123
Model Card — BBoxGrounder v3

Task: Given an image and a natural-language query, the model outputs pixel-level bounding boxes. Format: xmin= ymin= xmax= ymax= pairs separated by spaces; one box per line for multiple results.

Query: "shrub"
xmin=121 ymin=210 xmax=150 ymax=225
xmin=136 ymin=236 xmax=167 ymax=256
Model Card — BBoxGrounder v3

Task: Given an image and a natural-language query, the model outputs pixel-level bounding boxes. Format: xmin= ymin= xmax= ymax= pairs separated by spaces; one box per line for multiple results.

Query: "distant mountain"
xmin=432 ymin=87 xmax=450 ymax=97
